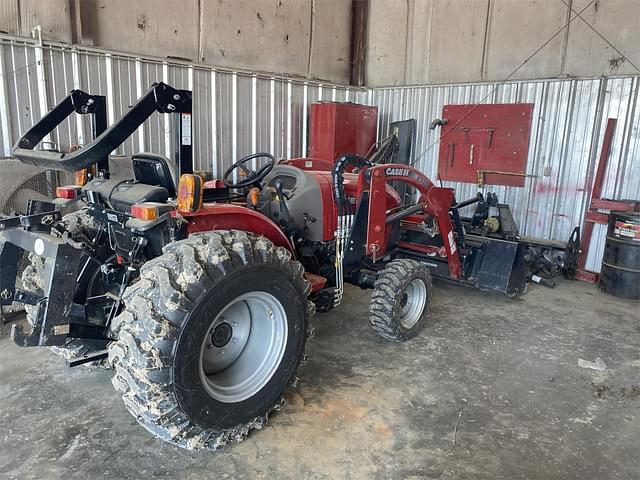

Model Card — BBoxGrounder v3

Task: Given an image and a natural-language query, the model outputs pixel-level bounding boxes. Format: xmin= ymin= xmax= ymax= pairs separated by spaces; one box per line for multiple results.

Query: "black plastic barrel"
xmin=599 ymin=212 xmax=640 ymax=299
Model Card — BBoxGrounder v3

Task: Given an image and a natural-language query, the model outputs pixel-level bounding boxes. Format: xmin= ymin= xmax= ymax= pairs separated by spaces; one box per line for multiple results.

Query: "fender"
xmin=183 ymin=204 xmax=295 ymax=255
xmin=280 ymin=157 xmax=336 ymax=172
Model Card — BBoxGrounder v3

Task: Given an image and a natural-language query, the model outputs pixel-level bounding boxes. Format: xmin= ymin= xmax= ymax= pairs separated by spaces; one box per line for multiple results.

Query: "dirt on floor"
xmin=0 ymin=279 xmax=638 ymax=479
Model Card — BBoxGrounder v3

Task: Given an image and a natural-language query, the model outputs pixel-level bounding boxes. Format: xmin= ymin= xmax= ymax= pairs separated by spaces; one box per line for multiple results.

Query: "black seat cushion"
xmin=109 ymin=183 xmax=169 ymax=213
xmin=83 ymin=177 xmax=169 ymax=213
xmin=132 ymin=153 xmax=176 ymax=198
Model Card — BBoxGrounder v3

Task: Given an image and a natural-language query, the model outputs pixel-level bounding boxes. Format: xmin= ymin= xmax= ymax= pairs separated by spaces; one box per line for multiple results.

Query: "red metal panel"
xmin=577 ymin=118 xmax=616 ymax=270
xmin=309 ymin=102 xmax=378 ymax=164
xmin=437 ymin=103 xmax=534 ymax=187
xmin=585 ymin=211 xmax=610 ymax=223
xmin=589 ymin=118 xmax=617 ymax=201
xmin=591 ymin=198 xmax=640 ymax=211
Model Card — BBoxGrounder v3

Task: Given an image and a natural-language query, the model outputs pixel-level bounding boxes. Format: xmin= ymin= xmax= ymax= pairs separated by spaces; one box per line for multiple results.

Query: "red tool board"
xmin=437 ymin=103 xmax=534 ymax=187
xmin=309 ymin=102 xmax=378 ymax=163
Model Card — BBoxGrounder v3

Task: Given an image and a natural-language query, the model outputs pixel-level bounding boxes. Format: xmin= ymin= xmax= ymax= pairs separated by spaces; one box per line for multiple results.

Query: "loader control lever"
xmin=273 ymin=179 xmax=294 ymax=235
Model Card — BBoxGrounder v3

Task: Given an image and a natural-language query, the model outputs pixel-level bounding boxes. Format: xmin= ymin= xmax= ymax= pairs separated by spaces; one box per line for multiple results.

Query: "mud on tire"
xmin=108 ymin=230 xmax=314 ymax=450
xmin=369 ymin=259 xmax=432 ymax=342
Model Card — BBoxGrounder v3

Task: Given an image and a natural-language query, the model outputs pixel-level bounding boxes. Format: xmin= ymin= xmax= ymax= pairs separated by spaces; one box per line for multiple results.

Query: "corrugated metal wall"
xmin=368 ymin=77 xmax=640 ymax=272
xmin=0 ymin=36 xmax=364 ymax=176
xmin=1 ymin=35 xmax=638 ymax=273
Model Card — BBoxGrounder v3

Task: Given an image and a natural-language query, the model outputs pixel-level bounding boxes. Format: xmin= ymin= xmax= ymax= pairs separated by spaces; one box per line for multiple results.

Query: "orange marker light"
xmin=131 ymin=203 xmax=159 ymax=221
xmin=74 ymin=164 xmax=96 ymax=186
xmin=177 ymin=174 xmax=204 ymax=213
xmin=74 ymin=169 xmax=87 ymax=186
xmin=248 ymin=187 xmax=259 ymax=207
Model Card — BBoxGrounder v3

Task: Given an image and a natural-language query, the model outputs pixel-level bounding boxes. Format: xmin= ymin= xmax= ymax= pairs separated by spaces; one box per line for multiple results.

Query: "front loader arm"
xmin=362 ymin=164 xmax=462 ymax=279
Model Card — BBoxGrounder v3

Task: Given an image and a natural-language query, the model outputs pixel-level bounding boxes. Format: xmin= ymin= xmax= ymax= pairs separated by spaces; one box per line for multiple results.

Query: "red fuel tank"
xmin=308 ymin=102 xmax=378 ymax=166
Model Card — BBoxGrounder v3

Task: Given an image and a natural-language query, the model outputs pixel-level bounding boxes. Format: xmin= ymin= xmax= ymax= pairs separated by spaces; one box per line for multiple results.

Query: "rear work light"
xmin=131 ymin=203 xmax=161 ymax=221
xmin=177 ymin=174 xmax=204 ymax=213
xmin=131 ymin=203 xmax=175 ymax=221
xmin=56 ymin=186 xmax=81 ymax=199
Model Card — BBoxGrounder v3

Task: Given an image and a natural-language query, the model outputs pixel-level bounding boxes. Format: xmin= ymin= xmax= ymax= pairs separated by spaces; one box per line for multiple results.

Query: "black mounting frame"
xmin=13 ymin=82 xmax=192 ymax=175
xmin=13 ymin=89 xmax=108 ymax=171
xmin=0 ymin=210 xmax=94 ymax=346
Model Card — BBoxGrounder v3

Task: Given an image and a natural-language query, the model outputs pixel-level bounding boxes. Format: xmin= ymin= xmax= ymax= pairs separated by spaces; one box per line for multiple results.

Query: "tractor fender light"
xmin=177 ymin=174 xmax=204 ymax=213
xmin=56 ymin=186 xmax=81 ymax=199
xmin=131 ymin=203 xmax=160 ymax=221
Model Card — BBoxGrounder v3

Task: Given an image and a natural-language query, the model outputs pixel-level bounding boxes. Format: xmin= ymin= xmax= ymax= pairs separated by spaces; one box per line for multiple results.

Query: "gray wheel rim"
xmin=399 ymin=278 xmax=427 ymax=329
xmin=199 ymin=291 xmax=288 ymax=403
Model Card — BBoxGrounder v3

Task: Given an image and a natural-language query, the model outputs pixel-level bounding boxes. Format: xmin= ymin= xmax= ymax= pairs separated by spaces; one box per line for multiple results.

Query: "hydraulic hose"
xmin=331 ymin=154 xmax=371 ymax=217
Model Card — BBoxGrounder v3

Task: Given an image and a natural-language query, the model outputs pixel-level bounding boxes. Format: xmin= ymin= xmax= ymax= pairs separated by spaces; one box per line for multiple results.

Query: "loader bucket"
xmin=472 ymin=239 xmax=527 ymax=296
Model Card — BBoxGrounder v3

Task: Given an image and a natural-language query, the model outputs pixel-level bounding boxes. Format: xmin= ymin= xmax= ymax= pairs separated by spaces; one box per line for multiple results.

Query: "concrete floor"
xmin=0 ymin=279 xmax=638 ymax=479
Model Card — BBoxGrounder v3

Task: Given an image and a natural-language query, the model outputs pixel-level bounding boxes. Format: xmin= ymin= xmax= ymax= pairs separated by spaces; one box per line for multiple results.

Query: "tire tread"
xmin=108 ymin=230 xmax=313 ymax=450
xmin=369 ymin=259 xmax=433 ymax=342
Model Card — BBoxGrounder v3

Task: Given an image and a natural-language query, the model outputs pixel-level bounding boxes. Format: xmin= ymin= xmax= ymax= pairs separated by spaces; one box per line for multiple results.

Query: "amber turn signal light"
xmin=131 ymin=203 xmax=160 ymax=221
xmin=177 ymin=174 xmax=204 ymax=213
xmin=248 ymin=187 xmax=259 ymax=207
xmin=74 ymin=164 xmax=96 ymax=186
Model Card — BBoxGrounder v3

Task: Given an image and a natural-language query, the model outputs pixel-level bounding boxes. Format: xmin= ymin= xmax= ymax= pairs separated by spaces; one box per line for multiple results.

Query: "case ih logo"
xmin=384 ymin=167 xmax=432 ymax=189
xmin=385 ymin=167 xmax=410 ymax=177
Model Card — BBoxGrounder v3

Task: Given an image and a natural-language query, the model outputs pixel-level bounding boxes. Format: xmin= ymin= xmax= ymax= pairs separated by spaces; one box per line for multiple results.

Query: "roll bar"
xmin=12 ymin=82 xmax=192 ymax=173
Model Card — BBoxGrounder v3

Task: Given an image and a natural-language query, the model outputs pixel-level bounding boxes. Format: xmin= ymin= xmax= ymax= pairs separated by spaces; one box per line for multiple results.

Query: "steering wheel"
xmin=223 ymin=153 xmax=275 ymax=189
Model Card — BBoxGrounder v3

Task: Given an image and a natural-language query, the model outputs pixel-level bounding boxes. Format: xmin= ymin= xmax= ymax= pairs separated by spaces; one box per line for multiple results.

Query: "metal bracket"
xmin=69 ymin=349 xmax=109 ymax=367
xmin=13 ymin=289 xmax=44 ymax=306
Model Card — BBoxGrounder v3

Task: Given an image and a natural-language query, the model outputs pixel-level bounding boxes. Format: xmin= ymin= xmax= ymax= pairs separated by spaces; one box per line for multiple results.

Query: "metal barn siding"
xmin=1 ymin=35 xmax=639 ymax=273
xmin=368 ymin=77 xmax=640 ymax=272
xmin=0 ymin=36 xmax=362 ymax=174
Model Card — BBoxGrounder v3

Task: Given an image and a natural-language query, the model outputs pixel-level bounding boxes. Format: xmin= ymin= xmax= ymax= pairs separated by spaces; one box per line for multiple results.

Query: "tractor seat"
xmin=132 ymin=153 xmax=177 ymax=198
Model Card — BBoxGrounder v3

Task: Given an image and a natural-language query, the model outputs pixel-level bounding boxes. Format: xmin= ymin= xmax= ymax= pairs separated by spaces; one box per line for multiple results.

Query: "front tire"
xmin=369 ymin=259 xmax=432 ymax=342
xmin=108 ymin=230 xmax=313 ymax=450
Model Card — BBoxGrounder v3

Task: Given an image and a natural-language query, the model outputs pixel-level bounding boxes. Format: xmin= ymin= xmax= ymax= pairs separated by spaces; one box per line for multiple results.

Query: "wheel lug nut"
xmin=232 ymin=338 xmax=237 ymax=343
xmin=233 ymin=322 xmax=238 ymax=327
xmin=267 ymin=310 xmax=273 ymax=319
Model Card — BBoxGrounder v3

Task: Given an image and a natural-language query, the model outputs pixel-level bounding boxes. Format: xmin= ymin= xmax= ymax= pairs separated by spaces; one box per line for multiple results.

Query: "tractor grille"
xmin=0 ymin=159 xmax=68 ymax=216
xmin=0 ymin=159 xmax=68 ymax=320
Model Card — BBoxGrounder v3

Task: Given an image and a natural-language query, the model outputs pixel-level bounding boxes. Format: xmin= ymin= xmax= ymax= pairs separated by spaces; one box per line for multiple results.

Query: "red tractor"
xmin=1 ymin=82 xmax=529 ymax=450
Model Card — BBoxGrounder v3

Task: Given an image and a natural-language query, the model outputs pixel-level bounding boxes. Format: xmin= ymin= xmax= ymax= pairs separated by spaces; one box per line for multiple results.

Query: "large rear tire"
xmin=108 ymin=230 xmax=313 ymax=450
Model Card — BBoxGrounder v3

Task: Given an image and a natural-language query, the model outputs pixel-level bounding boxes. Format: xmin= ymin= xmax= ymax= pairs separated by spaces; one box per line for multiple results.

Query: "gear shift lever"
xmin=274 ymin=179 xmax=293 ymax=233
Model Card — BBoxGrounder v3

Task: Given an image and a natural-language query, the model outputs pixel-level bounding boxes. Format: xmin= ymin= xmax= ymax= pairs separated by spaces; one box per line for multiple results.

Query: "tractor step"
xmin=303 ymin=272 xmax=327 ymax=292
